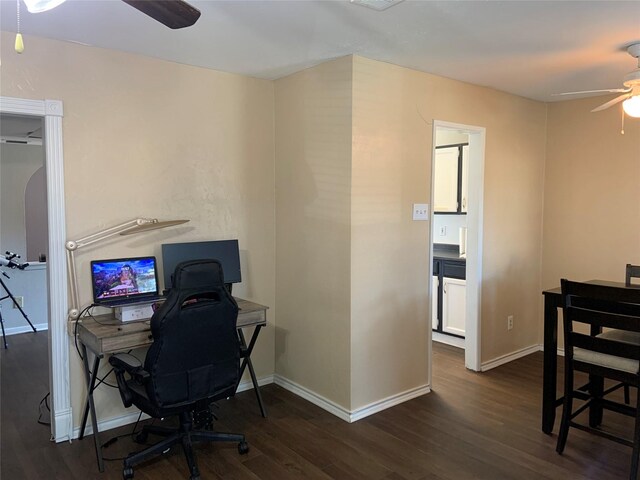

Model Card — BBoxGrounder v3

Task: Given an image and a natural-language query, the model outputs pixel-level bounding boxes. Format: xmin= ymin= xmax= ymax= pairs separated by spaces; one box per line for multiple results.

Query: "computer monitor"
xmin=161 ymin=240 xmax=241 ymax=290
xmin=90 ymin=256 xmax=161 ymax=306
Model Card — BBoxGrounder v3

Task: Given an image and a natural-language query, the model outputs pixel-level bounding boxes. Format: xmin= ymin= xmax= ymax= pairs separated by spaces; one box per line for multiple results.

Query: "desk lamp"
xmin=65 ymin=218 xmax=188 ymax=320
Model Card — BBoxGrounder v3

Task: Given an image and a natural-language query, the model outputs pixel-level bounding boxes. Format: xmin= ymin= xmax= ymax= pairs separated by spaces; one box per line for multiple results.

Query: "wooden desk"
xmin=541 ymin=280 xmax=636 ymax=434
xmin=76 ymin=297 xmax=268 ymax=472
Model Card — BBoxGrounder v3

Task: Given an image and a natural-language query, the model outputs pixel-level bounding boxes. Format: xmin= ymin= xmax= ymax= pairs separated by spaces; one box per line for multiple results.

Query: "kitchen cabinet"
xmin=432 ymin=256 xmax=466 ymax=338
xmin=434 ymin=143 xmax=468 ymax=214
xmin=442 ymin=277 xmax=466 ymax=336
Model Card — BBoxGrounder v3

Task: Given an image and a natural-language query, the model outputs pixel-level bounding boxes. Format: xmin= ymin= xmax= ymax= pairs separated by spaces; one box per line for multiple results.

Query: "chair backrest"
xmin=144 ymin=259 xmax=239 ymax=409
xmin=626 ymin=264 xmax=640 ymax=287
xmin=561 ymin=279 xmax=640 ymax=374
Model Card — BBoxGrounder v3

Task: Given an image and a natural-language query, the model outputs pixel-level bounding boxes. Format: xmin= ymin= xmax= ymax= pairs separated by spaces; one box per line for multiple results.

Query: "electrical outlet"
xmin=439 ymin=226 xmax=447 ymax=236
xmin=13 ymin=296 xmax=24 ymax=309
xmin=507 ymin=315 xmax=514 ymax=331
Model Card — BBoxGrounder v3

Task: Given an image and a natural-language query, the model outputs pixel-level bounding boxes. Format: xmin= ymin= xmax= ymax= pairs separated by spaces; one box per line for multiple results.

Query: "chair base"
xmin=122 ymin=412 xmax=248 ymax=479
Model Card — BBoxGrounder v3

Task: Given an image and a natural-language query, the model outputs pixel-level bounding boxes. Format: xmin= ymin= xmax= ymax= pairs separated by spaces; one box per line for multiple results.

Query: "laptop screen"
xmin=90 ymin=256 xmax=160 ymax=305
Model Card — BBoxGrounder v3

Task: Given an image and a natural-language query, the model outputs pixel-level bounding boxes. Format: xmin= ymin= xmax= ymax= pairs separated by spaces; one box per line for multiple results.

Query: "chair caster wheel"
xmin=134 ymin=431 xmax=148 ymax=444
xmin=238 ymin=441 xmax=249 ymax=455
xmin=123 ymin=466 xmax=134 ymax=479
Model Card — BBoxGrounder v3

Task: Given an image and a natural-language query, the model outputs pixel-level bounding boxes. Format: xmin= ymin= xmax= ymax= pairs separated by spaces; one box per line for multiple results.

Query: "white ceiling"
xmin=0 ymin=0 xmax=639 ymax=103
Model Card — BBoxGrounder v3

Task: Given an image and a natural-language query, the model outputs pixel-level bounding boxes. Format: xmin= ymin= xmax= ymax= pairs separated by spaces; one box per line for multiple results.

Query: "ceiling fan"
xmin=23 ymin=0 xmax=201 ymax=29
xmin=555 ymin=43 xmax=640 ymax=119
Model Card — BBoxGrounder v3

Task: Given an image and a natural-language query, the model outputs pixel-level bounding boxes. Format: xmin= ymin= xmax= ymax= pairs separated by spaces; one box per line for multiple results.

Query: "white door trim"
xmin=430 ymin=120 xmax=485 ymax=372
xmin=0 ymin=96 xmax=71 ymax=441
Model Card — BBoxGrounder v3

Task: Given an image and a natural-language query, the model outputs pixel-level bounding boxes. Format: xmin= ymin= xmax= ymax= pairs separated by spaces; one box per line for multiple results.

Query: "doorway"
xmin=430 ymin=121 xmax=485 ymax=372
xmin=0 ymin=97 xmax=69 ymax=442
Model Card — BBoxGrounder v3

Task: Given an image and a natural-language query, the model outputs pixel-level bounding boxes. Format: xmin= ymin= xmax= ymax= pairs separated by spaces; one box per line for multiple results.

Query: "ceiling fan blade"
xmin=122 ymin=0 xmax=201 ymax=29
xmin=552 ymin=88 xmax=632 ymax=96
xmin=591 ymin=93 xmax=631 ymax=112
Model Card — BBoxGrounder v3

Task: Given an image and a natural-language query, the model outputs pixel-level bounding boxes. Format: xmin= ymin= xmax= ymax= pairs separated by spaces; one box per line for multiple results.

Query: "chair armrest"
xmin=109 ymin=353 xmax=150 ymax=407
xmin=110 ymin=353 xmax=143 ymax=373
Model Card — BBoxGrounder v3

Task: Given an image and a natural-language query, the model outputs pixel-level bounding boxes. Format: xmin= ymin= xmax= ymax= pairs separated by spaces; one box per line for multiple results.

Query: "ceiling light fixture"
xmin=350 ymin=0 xmax=404 ymax=11
xmin=23 ymin=0 xmax=65 ymax=13
xmin=15 ymin=0 xmax=24 ymax=54
xmin=622 ymin=96 xmax=640 ymax=118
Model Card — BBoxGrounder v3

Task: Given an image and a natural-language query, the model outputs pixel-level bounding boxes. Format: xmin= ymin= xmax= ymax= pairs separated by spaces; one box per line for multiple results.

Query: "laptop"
xmin=91 ymin=256 xmax=164 ymax=308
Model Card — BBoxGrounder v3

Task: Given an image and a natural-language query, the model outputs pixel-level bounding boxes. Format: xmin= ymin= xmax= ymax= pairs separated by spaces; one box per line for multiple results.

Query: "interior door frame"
xmin=0 ymin=96 xmax=70 ymax=441
xmin=430 ymin=120 xmax=485 ymax=371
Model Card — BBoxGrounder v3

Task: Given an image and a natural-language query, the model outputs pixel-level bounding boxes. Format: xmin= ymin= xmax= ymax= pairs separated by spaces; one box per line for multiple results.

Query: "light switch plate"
xmin=412 ymin=203 xmax=429 ymax=221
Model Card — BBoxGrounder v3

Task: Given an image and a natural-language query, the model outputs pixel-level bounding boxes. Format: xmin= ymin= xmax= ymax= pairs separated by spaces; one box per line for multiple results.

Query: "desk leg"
xmin=80 ymin=344 xmax=105 ymax=472
xmin=542 ymin=297 xmax=558 ymax=434
xmin=238 ymin=326 xmax=267 ymax=418
xmin=79 ymin=352 xmax=100 ymax=440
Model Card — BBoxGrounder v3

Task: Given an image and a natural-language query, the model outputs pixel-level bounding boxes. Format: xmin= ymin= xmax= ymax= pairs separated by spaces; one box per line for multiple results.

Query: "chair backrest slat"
xmin=627 ymin=264 xmax=640 ymax=287
xmin=561 ymin=279 xmax=640 ymax=369
xmin=571 ymin=306 xmax=640 ymax=332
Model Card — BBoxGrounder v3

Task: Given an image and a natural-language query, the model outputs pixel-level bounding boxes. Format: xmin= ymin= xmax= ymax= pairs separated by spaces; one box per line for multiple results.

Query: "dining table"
xmin=541 ymin=279 xmax=639 ymax=434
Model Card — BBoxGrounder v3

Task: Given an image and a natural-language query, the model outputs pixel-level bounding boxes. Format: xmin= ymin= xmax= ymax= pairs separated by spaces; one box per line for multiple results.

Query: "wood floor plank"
xmin=1 ymin=332 xmax=634 ymax=479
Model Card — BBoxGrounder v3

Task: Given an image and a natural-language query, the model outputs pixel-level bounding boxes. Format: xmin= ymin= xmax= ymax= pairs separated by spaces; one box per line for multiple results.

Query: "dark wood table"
xmin=541 ymin=280 xmax=636 ymax=434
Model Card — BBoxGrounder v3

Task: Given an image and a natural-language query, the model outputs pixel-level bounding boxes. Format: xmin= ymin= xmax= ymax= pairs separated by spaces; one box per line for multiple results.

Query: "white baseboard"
xmin=274 ymin=374 xmax=430 ymax=423
xmin=274 ymin=375 xmax=352 ymax=421
xmin=538 ymin=343 xmax=565 ymax=357
xmin=4 ymin=322 xmax=48 ymax=336
xmin=53 ymin=407 xmax=73 ymax=443
xmin=72 ymin=410 xmax=151 ymax=439
xmin=349 ymin=384 xmax=431 ymax=422
xmin=71 ymin=375 xmax=276 ymax=439
xmin=237 ymin=374 xmax=274 ymax=393
xmin=481 ymin=344 xmax=540 ymax=371
xmin=432 ymin=331 xmax=465 ymax=349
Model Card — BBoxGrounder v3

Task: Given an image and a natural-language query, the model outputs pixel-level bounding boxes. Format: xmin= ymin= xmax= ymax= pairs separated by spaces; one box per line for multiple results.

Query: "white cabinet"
xmin=434 ymin=143 xmax=469 ymax=214
xmin=442 ymin=277 xmax=466 ymax=336
xmin=432 ymin=276 xmax=439 ymax=330
xmin=433 ymin=146 xmax=459 ymax=212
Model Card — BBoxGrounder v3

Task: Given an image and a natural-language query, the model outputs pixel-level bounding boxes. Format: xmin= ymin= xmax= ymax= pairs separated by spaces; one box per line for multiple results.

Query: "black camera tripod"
xmin=0 ymin=273 xmax=37 ymax=349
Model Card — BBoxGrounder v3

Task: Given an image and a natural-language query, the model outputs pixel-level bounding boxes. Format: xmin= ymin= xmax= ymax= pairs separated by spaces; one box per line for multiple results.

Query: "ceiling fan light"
xmin=23 ymin=0 xmax=66 ymax=13
xmin=622 ymin=96 xmax=640 ymax=118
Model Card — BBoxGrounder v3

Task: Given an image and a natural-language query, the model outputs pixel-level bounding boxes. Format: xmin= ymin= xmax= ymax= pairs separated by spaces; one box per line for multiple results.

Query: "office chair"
xmin=627 ymin=264 xmax=640 ymax=287
xmin=556 ymin=279 xmax=640 ymax=480
xmin=110 ymin=259 xmax=248 ymax=480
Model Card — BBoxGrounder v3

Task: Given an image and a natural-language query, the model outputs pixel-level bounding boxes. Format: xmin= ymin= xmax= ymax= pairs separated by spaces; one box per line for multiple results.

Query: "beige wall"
xmin=351 ymin=57 xmax=547 ymax=406
xmin=1 ymin=32 xmax=275 ymax=427
xmin=274 ymin=55 xmax=547 ymax=413
xmin=274 ymin=57 xmax=353 ymax=408
xmin=351 ymin=58 xmax=431 ymax=407
xmin=542 ymin=97 xmax=640 ymax=292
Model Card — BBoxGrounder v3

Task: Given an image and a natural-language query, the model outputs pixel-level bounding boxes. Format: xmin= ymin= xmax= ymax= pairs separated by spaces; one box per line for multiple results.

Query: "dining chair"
xmin=556 ymin=279 xmax=640 ymax=480
xmin=627 ymin=264 xmax=640 ymax=287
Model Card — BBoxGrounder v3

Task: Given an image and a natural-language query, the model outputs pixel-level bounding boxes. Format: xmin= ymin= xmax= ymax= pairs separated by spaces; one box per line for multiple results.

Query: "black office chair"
xmin=627 ymin=264 xmax=640 ymax=287
xmin=110 ymin=259 xmax=248 ymax=480
xmin=556 ymin=279 xmax=640 ymax=480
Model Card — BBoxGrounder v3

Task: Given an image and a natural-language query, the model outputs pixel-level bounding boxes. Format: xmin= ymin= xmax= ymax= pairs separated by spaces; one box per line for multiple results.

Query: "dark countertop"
xmin=433 ymin=244 xmax=466 ymax=262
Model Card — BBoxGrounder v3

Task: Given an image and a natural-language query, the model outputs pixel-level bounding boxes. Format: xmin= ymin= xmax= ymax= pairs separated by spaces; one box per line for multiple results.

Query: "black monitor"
xmin=161 ymin=240 xmax=241 ymax=290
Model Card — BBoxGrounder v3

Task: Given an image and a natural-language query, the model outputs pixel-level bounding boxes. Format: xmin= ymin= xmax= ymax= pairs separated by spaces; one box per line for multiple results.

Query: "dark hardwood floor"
xmin=1 ymin=332 xmax=634 ymax=479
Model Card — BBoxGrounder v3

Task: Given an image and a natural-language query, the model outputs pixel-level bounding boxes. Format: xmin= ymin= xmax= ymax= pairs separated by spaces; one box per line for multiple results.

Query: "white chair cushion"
xmin=574 ymin=329 xmax=640 ymax=374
